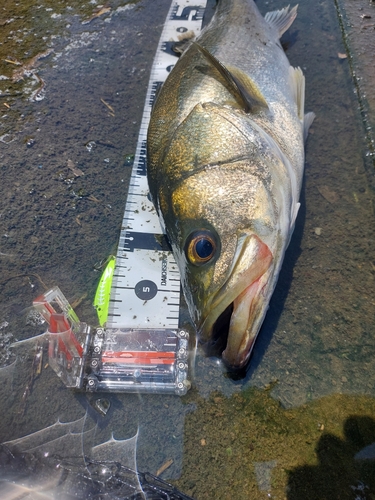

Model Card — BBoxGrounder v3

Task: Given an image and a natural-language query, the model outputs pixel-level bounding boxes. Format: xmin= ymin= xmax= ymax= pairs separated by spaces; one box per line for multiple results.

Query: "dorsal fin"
xmin=193 ymin=42 xmax=268 ymax=113
xmin=264 ymin=5 xmax=298 ymax=38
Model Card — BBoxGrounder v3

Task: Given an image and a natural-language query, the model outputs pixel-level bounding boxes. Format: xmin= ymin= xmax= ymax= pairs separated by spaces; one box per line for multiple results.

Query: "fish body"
xmin=147 ymin=0 xmax=314 ymax=368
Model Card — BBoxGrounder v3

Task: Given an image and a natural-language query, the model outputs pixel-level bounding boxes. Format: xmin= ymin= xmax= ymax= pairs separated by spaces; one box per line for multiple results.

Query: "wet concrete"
xmin=335 ymin=0 xmax=375 ymax=187
xmin=0 ymin=0 xmax=375 ymax=499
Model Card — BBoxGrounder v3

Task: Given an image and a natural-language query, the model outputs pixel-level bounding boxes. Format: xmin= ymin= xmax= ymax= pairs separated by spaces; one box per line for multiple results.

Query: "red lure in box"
xmin=32 ymin=287 xmax=190 ymax=395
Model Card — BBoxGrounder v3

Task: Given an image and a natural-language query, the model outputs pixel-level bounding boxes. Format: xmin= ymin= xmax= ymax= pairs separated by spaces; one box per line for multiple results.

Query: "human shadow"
xmin=287 ymin=415 xmax=375 ymax=499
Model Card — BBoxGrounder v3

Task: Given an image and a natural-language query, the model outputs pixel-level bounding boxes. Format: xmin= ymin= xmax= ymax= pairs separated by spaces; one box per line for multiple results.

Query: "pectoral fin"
xmin=193 ymin=42 xmax=269 ymax=113
xmin=304 ymin=111 xmax=316 ymax=142
xmin=289 ymin=66 xmax=305 ymax=121
xmin=290 ymin=202 xmax=300 ymax=234
xmin=288 ymin=66 xmax=315 ymax=140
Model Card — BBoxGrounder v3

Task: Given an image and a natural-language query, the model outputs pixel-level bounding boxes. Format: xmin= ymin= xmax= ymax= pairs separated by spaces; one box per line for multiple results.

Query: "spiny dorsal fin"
xmin=264 ymin=5 xmax=298 ymax=38
xmin=193 ymin=42 xmax=268 ymax=113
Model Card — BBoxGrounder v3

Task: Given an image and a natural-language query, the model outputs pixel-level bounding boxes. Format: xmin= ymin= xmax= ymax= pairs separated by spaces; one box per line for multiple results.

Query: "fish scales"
xmin=147 ymin=0 xmax=314 ymax=368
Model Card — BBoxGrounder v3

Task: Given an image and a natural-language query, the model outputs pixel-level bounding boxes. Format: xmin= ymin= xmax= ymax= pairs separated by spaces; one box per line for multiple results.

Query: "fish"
xmin=147 ymin=0 xmax=315 ymax=369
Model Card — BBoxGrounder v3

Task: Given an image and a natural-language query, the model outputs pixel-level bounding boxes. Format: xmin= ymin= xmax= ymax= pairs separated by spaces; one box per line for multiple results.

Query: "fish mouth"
xmin=199 ymin=233 xmax=273 ymax=369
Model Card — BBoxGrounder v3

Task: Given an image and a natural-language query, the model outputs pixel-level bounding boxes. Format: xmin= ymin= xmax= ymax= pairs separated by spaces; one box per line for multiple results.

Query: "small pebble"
xmin=314 ymin=227 xmax=322 ymax=236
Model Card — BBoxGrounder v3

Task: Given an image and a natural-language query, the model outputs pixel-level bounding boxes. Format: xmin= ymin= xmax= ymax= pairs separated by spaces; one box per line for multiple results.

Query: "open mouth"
xmin=203 ymin=303 xmax=233 ymax=357
xmin=198 ymin=234 xmax=273 ymax=370
xmin=223 ymin=276 xmax=267 ymax=368
xmin=203 ymin=278 xmax=266 ymax=369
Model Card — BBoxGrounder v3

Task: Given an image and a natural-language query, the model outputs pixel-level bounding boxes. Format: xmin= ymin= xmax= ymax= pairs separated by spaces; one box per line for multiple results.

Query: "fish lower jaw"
xmin=198 ymin=276 xmax=267 ymax=369
xmin=222 ymin=278 xmax=264 ymax=368
xmin=198 ymin=233 xmax=273 ymax=368
xmin=221 ymin=329 xmax=256 ymax=370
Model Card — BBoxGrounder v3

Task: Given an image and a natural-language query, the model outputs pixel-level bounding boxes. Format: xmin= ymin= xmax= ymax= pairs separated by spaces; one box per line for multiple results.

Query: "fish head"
xmin=155 ymin=102 xmax=291 ymax=369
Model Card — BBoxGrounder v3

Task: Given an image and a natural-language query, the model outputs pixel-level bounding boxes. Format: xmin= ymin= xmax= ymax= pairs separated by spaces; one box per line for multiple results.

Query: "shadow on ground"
xmin=287 ymin=416 xmax=375 ymax=500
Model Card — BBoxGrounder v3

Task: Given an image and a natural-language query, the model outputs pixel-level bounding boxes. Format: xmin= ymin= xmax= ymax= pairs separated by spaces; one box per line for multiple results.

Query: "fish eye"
xmin=185 ymin=230 xmax=218 ymax=266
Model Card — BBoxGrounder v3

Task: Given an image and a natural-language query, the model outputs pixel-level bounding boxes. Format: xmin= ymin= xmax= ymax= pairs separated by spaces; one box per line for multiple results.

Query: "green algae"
xmin=0 ymin=0 xmax=140 ymax=107
xmin=176 ymin=387 xmax=375 ymax=499
xmin=1 ymin=1 xmax=91 ymax=76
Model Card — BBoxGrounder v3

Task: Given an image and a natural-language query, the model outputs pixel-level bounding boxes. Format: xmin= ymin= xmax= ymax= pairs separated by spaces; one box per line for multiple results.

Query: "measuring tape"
xmin=29 ymin=2 xmax=211 ymax=397
xmin=95 ymin=0 xmax=208 ymax=331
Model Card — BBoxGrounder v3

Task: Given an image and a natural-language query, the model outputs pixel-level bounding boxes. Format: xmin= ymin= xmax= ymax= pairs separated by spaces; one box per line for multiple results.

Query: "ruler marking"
xmin=107 ymin=0 xmax=207 ymax=330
